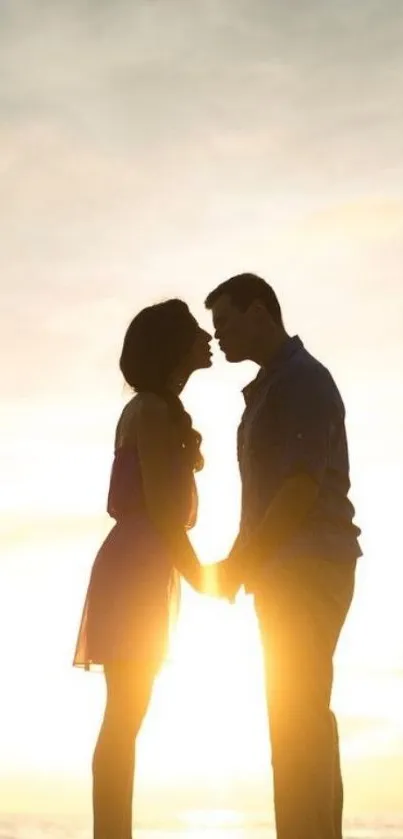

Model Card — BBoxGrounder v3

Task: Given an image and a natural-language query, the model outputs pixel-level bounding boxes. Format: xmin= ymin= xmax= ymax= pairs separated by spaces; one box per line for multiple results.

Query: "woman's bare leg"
xmin=92 ymin=661 xmax=155 ymax=839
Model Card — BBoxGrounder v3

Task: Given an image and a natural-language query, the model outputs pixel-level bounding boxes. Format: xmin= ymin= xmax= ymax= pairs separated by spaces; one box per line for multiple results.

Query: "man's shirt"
xmin=237 ymin=335 xmax=362 ymax=576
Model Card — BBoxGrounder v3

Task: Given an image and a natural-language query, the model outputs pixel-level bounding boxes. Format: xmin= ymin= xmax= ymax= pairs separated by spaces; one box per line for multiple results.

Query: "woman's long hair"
xmin=119 ymin=298 xmax=203 ymax=472
xmin=119 ymin=298 xmax=205 ymax=634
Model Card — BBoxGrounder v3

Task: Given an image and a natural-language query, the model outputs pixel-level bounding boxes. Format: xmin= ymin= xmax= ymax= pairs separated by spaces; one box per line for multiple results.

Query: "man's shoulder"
xmin=289 ymin=345 xmax=334 ymax=383
xmin=282 ymin=345 xmax=343 ymax=407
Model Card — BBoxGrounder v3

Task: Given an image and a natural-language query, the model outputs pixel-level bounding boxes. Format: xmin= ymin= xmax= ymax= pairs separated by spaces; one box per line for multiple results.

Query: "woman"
xmin=73 ymin=299 xmax=213 ymax=839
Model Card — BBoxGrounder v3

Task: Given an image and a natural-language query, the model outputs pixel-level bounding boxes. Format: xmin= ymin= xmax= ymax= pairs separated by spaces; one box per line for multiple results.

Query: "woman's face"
xmin=185 ymin=321 xmax=213 ymax=372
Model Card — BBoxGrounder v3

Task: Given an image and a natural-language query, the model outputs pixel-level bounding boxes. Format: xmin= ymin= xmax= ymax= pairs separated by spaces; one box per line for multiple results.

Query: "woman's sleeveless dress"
xmin=73 ymin=402 xmax=196 ymax=671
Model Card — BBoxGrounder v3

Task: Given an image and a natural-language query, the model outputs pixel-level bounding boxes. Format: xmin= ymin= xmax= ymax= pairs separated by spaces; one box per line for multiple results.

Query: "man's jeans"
xmin=255 ymin=555 xmax=356 ymax=839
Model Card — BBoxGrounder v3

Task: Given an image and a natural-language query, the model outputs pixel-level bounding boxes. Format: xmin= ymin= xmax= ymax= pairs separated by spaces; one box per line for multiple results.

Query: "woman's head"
xmin=120 ymin=299 xmax=211 ymax=393
xmin=119 ymin=299 xmax=210 ymax=472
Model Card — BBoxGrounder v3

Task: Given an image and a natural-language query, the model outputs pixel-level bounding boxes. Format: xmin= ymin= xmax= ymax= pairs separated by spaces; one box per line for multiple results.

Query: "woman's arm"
xmin=136 ymin=393 xmax=203 ymax=591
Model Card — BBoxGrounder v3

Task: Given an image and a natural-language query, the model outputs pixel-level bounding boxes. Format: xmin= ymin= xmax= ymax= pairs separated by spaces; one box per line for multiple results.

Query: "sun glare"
xmin=2 ymin=394 xmax=403 ymax=817
xmin=135 ymin=586 xmax=269 ymax=785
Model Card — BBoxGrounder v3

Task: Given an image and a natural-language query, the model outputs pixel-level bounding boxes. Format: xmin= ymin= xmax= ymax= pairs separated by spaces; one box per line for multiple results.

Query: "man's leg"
xmin=255 ymin=556 xmax=355 ymax=839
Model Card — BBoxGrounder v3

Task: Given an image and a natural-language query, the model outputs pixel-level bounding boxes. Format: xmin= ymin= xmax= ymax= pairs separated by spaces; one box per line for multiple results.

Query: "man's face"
xmin=210 ymin=293 xmax=255 ymax=362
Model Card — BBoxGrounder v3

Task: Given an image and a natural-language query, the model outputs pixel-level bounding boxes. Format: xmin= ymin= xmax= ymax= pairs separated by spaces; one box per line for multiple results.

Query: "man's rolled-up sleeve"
xmin=275 ymin=369 xmax=334 ymax=486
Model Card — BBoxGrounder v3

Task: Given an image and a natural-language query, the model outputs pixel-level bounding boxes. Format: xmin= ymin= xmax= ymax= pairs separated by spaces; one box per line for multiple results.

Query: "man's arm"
xmin=227 ymin=367 xmax=335 ymax=581
xmin=228 ymin=472 xmax=319 ymax=574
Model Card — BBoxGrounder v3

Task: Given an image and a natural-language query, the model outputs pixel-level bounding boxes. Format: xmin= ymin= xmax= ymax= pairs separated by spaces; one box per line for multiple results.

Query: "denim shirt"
xmin=237 ymin=336 xmax=362 ymax=571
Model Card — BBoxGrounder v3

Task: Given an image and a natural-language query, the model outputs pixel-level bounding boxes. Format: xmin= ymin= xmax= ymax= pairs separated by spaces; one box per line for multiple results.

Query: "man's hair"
xmin=205 ymin=273 xmax=283 ymax=326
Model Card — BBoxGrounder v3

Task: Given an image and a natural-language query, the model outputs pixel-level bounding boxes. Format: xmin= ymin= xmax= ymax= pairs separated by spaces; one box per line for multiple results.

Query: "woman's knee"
xmin=104 ymin=667 xmax=155 ymax=736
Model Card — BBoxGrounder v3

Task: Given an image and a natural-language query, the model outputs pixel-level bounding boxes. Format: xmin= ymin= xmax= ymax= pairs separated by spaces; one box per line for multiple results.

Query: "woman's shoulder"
xmin=114 ymin=395 xmax=140 ymax=448
xmin=136 ymin=392 xmax=169 ymax=412
xmin=115 ymin=393 xmax=170 ymax=448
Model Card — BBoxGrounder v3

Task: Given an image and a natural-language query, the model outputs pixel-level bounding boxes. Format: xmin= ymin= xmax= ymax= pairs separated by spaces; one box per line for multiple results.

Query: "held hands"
xmin=176 ymin=544 xmax=243 ymax=601
xmin=181 ymin=552 xmax=244 ymax=601
xmin=201 ymin=558 xmax=243 ymax=602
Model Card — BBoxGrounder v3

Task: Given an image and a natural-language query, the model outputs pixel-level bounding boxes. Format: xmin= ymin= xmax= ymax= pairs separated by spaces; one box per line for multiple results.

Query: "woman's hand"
xmin=200 ymin=559 xmax=242 ymax=601
xmin=180 ymin=558 xmax=243 ymax=601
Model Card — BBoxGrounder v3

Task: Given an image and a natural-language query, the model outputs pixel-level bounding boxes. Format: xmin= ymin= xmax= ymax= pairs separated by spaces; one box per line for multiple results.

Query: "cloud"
xmin=1 ymin=0 xmax=403 ymax=529
xmin=291 ymin=198 xmax=403 ymax=240
xmin=1 ymin=1 xmax=403 ymax=176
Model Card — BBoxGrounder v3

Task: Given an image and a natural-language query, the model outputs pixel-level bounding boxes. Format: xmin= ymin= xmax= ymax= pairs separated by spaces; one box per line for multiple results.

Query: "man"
xmin=205 ymin=273 xmax=361 ymax=839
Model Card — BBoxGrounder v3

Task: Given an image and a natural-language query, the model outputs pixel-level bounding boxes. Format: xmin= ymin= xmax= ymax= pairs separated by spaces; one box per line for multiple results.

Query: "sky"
xmin=1 ymin=0 xmax=403 ymax=822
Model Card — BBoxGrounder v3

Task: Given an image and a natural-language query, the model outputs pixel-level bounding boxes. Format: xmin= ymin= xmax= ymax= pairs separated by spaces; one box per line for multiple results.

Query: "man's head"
xmin=205 ymin=273 xmax=285 ymax=363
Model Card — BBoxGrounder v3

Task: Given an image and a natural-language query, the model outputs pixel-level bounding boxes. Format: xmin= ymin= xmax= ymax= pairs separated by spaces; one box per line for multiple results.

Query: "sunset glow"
xmin=1 ymin=0 xmax=403 ymax=825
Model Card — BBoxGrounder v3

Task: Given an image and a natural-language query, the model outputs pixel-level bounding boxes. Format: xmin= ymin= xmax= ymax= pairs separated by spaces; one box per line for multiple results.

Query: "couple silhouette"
xmin=73 ymin=273 xmax=361 ymax=839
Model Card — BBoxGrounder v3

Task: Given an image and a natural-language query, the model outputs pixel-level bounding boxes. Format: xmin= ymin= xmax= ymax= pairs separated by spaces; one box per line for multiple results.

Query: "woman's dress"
xmin=73 ymin=400 xmax=196 ymax=671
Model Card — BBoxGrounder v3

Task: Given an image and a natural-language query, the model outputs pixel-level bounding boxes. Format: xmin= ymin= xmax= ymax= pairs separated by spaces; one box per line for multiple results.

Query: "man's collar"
xmin=242 ymin=335 xmax=303 ymax=405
